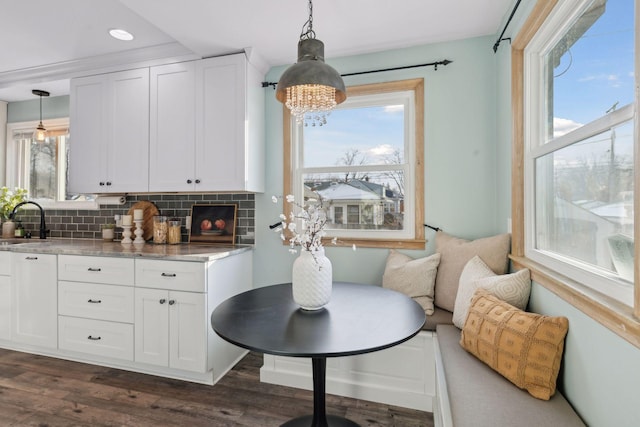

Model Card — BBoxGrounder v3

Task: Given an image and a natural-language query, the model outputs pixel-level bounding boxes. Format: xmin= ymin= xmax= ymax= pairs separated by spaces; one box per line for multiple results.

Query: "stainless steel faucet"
xmin=10 ymin=201 xmax=48 ymax=239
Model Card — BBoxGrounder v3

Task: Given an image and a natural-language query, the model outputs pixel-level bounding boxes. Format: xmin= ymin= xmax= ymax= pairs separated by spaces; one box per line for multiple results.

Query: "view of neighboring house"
xmin=306 ymin=179 xmax=403 ymax=230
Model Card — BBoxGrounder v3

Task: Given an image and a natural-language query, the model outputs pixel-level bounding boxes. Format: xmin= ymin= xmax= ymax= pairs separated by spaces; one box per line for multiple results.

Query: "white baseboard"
xmin=260 ymin=331 xmax=435 ymax=412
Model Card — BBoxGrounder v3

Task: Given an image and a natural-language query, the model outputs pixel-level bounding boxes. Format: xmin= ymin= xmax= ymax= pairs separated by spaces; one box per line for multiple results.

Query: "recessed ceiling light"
xmin=109 ymin=28 xmax=134 ymax=41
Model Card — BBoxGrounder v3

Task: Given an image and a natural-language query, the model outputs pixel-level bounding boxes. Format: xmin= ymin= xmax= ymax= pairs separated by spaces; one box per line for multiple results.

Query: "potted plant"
xmin=0 ymin=187 xmax=28 ymax=238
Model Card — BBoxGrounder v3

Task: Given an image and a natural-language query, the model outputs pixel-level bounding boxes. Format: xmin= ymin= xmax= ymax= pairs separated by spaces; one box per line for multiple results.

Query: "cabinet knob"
xmin=87 ymin=267 xmax=102 ymax=272
xmin=161 ymin=272 xmax=176 ymax=277
xmin=87 ymin=336 xmax=102 ymax=341
xmin=168 ymin=300 xmax=176 ymax=305
xmin=187 ymin=179 xmax=193 ymax=184
xmin=87 ymin=299 xmax=102 ymax=304
xmin=159 ymin=298 xmax=166 ymax=304
xmin=99 ymin=182 xmax=105 ymax=186
xmin=106 ymin=181 xmax=112 ymax=186
xmin=25 ymin=256 xmax=38 ymax=260
xmin=195 ymin=179 xmax=201 ymax=184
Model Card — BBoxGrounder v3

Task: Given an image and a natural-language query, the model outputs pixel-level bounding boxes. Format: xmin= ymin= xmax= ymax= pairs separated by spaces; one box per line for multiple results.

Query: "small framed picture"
xmin=189 ymin=204 xmax=237 ymax=245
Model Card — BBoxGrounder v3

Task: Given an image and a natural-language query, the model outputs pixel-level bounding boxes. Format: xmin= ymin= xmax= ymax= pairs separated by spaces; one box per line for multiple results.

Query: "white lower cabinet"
xmin=12 ymin=253 xmax=57 ymax=349
xmin=134 ymin=288 xmax=206 ymax=372
xmin=0 ymin=252 xmax=12 ymax=341
xmin=0 ymin=275 xmax=11 ymax=340
xmin=0 ymin=250 xmax=252 ymax=386
xmin=58 ymin=316 xmax=134 ymax=360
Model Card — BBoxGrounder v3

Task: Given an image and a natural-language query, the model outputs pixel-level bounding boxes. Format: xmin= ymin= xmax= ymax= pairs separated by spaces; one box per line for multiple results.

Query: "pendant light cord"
xmin=300 ymin=0 xmax=316 ymax=40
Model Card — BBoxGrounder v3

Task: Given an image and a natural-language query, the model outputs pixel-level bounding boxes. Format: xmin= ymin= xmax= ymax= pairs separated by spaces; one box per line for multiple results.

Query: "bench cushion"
xmin=423 ymin=307 xmax=453 ymax=331
xmin=436 ymin=324 xmax=584 ymax=427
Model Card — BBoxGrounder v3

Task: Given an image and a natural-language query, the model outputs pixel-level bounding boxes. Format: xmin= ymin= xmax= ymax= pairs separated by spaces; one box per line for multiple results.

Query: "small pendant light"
xmin=276 ymin=0 xmax=346 ymax=127
xmin=32 ymin=89 xmax=50 ymax=142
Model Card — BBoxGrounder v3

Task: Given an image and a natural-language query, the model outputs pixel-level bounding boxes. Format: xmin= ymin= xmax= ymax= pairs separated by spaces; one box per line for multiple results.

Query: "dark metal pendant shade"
xmin=276 ymin=38 xmax=346 ymax=105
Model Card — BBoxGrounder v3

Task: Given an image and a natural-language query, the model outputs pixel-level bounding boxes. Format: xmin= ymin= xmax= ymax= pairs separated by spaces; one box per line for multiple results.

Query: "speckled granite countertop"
xmin=0 ymin=239 xmax=251 ymax=262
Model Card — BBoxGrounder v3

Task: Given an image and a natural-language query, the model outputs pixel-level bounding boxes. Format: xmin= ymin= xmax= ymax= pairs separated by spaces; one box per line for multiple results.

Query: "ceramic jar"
xmin=291 ymin=248 xmax=332 ymax=310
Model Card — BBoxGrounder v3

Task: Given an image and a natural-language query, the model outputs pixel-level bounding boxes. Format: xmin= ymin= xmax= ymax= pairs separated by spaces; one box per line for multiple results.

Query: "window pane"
xmin=303 ymin=171 xmax=405 ymax=231
xmin=535 ymin=121 xmax=634 ymax=281
xmin=303 ymin=105 xmax=405 ymax=168
xmin=29 ymin=138 xmax=59 ymax=200
xmin=545 ymin=0 xmax=634 ymax=140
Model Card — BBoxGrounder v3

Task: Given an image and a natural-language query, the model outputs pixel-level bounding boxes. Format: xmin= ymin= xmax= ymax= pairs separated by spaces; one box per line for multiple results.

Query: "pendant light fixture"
xmin=32 ymin=89 xmax=50 ymax=142
xmin=276 ymin=0 xmax=346 ymax=126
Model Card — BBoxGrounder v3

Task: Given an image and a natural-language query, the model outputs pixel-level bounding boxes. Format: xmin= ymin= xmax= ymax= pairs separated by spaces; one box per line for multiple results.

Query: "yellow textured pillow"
xmin=460 ymin=290 xmax=569 ymax=400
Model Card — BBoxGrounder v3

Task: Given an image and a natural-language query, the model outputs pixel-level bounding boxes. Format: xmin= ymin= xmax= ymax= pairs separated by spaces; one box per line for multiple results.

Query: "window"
xmin=513 ymin=0 xmax=640 ymax=344
xmin=284 ymin=79 xmax=425 ymax=249
xmin=523 ymin=0 xmax=635 ymax=306
xmin=5 ymin=119 xmax=96 ymax=208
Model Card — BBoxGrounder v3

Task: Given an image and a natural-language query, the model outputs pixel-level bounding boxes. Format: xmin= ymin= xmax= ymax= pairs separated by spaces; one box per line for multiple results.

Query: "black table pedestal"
xmin=281 ymin=358 xmax=359 ymax=427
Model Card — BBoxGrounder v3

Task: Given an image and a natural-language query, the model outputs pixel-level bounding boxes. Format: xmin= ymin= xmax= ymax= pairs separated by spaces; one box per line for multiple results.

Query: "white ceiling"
xmin=0 ymin=0 xmax=514 ymax=102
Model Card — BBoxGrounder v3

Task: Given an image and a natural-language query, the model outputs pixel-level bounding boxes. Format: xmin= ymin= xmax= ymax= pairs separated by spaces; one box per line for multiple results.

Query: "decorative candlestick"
xmin=120 ymin=225 xmax=133 ymax=245
xmin=133 ymin=220 xmax=145 ymax=244
xmin=122 ymin=214 xmax=132 ymax=227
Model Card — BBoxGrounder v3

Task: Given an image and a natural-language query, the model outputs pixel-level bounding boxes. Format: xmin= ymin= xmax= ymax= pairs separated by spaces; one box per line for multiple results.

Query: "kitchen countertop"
xmin=0 ymin=238 xmax=251 ymax=262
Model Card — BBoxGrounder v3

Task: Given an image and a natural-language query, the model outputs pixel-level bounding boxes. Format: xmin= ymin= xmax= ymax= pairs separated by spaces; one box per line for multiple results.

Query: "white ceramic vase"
xmin=291 ymin=248 xmax=332 ymax=310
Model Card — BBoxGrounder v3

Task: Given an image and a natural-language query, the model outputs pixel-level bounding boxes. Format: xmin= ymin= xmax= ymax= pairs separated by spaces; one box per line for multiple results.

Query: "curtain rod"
xmin=261 ymin=59 xmax=452 ymax=88
xmin=493 ymin=0 xmax=522 ymax=53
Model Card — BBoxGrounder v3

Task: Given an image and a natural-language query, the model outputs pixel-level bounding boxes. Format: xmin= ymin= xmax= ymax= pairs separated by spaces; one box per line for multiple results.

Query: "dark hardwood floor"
xmin=0 ymin=349 xmax=433 ymax=426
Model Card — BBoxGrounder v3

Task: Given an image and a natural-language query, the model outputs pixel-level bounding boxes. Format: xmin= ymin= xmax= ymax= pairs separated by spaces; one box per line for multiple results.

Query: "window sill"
xmin=280 ymin=238 xmax=426 ymax=250
xmin=510 ymin=255 xmax=640 ymax=350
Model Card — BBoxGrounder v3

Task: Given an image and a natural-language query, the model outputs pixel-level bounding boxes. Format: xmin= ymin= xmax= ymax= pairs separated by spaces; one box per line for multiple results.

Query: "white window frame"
xmin=283 ymin=78 xmax=425 ymax=249
xmin=523 ymin=0 xmax=636 ymax=306
xmin=6 ymin=119 xmax=98 ymax=210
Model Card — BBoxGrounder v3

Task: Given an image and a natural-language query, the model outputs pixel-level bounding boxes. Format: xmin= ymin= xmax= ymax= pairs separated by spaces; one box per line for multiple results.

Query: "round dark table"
xmin=211 ymin=282 xmax=426 ymax=427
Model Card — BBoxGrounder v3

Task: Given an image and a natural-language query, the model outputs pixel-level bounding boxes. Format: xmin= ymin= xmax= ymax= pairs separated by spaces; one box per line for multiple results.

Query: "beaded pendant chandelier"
xmin=275 ymin=0 xmax=346 ymax=126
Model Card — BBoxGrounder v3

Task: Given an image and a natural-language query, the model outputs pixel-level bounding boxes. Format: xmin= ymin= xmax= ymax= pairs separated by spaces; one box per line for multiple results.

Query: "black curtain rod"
xmin=262 ymin=59 xmax=452 ymax=88
xmin=493 ymin=0 xmax=522 ymax=53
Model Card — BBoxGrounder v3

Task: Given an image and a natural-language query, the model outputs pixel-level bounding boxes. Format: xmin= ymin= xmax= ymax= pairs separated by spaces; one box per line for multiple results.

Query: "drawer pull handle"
xmin=159 ymin=299 xmax=166 ymax=304
xmin=161 ymin=273 xmax=176 ymax=277
xmin=168 ymin=300 xmax=176 ymax=305
xmin=88 ymin=268 xmax=102 ymax=272
xmin=25 ymin=256 xmax=38 ymax=260
xmin=87 ymin=336 xmax=101 ymax=341
xmin=87 ymin=299 xmax=102 ymax=304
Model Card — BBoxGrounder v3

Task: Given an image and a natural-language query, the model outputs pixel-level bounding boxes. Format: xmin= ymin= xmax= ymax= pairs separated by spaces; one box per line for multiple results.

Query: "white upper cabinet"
xmin=149 ymin=62 xmax=197 ymax=192
xmin=69 ymin=68 xmax=150 ymax=194
xmin=149 ymin=53 xmax=264 ymax=193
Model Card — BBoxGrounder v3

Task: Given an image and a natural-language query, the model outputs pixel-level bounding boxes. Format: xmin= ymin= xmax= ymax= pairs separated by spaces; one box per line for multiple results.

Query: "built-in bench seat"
xmin=434 ymin=324 xmax=585 ymax=427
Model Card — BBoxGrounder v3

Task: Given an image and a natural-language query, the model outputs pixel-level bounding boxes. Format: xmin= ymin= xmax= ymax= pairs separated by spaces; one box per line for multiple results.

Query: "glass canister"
xmin=153 ymin=215 xmax=168 ymax=244
xmin=167 ymin=219 xmax=182 ymax=245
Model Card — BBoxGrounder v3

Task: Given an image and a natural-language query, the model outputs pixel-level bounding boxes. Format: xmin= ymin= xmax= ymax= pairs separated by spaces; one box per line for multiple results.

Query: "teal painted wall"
xmin=254 ymin=35 xmax=503 ymax=289
xmin=529 ymin=284 xmax=640 ymax=426
xmin=7 ymin=95 xmax=69 ymax=123
xmin=494 ymin=1 xmax=640 ymax=426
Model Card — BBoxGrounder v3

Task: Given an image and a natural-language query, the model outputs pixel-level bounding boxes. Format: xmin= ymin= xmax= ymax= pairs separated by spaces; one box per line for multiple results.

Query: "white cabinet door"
xmin=196 ymin=54 xmax=247 ymax=191
xmin=0 ymin=275 xmax=11 ymax=340
xmin=134 ymin=287 xmax=169 ymax=367
xmin=168 ymin=290 xmax=206 ymax=372
xmin=108 ymin=68 xmax=149 ymax=193
xmin=69 ymin=68 xmax=149 ymax=193
xmin=149 ymin=62 xmax=197 ymax=192
xmin=12 ymin=253 xmax=57 ymax=348
xmin=69 ymin=74 xmax=108 ymax=194
xmin=135 ymin=287 xmax=206 ymax=372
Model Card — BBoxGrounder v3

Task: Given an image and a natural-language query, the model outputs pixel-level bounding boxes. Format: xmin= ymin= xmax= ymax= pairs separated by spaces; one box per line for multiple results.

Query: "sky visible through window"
xmin=553 ymin=0 xmax=634 ymax=136
xmin=303 ymin=105 xmax=404 ymax=169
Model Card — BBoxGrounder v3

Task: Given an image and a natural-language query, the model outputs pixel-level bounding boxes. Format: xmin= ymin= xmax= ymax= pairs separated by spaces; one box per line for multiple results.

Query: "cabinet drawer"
xmin=58 ymin=281 xmax=134 ymax=323
xmin=59 ymin=316 xmax=133 ymax=361
xmin=135 ymin=259 xmax=205 ymax=292
xmin=58 ymin=255 xmax=134 ymax=286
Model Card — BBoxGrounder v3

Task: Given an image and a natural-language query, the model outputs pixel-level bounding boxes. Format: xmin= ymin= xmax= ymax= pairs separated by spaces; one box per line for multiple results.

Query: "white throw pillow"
xmin=452 ymin=255 xmax=531 ymax=328
xmin=382 ymin=250 xmax=441 ymax=316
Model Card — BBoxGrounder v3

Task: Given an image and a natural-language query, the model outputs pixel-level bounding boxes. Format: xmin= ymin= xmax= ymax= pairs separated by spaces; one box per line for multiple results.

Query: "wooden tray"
xmin=127 ymin=201 xmax=159 ymax=241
